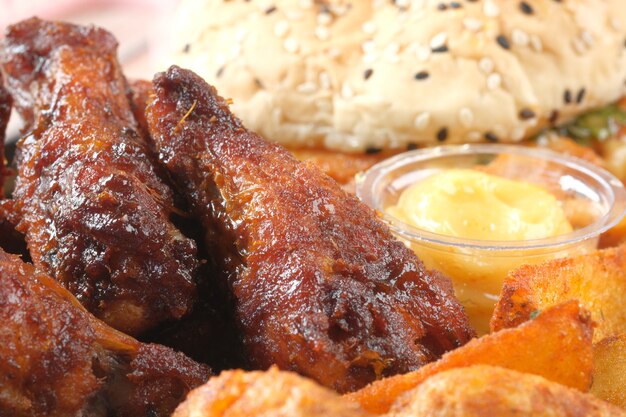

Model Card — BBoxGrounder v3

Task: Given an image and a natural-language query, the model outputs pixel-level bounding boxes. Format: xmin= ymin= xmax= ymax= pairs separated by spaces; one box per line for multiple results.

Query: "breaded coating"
xmin=146 ymin=66 xmax=475 ymax=393
xmin=0 ymin=18 xmax=199 ymax=335
xmin=0 ymin=248 xmax=211 ymax=417
xmin=388 ymin=366 xmax=626 ymax=417
xmin=173 ymin=367 xmax=370 ymax=417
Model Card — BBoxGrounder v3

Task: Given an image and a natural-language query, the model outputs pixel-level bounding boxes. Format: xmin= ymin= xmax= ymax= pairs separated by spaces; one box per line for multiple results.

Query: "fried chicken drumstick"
xmin=0 ymin=18 xmax=199 ymax=335
xmin=146 ymin=66 xmax=475 ymax=393
xmin=0 ymin=248 xmax=211 ymax=417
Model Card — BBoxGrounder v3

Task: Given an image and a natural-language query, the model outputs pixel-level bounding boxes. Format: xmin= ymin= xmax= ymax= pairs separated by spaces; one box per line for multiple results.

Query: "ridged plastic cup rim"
xmin=356 ymin=144 xmax=626 ymax=251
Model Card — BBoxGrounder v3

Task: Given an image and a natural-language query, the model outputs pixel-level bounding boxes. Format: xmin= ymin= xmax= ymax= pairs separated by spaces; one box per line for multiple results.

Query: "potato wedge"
xmin=389 ymin=365 xmax=626 ymax=417
xmin=346 ymin=301 xmax=593 ymax=414
xmin=491 ymin=244 xmax=626 ymax=342
xmin=591 ymin=334 xmax=626 ymax=408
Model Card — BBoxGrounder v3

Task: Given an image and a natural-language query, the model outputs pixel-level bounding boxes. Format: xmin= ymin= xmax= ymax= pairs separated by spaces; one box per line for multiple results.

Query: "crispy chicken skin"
xmin=0 ymin=248 xmax=211 ymax=417
xmin=0 ymin=18 xmax=199 ymax=335
xmin=0 ymin=72 xmax=10 ymax=194
xmin=146 ymin=66 xmax=475 ymax=393
xmin=172 ymin=367 xmax=371 ymax=417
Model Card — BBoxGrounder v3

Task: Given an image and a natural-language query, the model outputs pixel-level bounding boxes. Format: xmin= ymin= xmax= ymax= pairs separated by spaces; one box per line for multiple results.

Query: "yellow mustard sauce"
xmin=386 ymin=169 xmax=580 ymax=335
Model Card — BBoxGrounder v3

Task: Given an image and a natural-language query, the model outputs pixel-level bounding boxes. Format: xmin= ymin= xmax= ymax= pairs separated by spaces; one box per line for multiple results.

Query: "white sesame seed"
xmin=483 ymin=0 xmax=500 ymax=18
xmin=362 ymin=40 xmax=376 ymax=54
xmin=318 ymin=71 xmax=331 ymax=89
xmin=467 ymin=131 xmax=482 ymax=142
xmin=228 ymin=44 xmax=241 ymax=59
xmin=610 ymin=18 xmax=621 ymax=31
xmin=430 ymin=32 xmax=448 ymax=49
xmin=361 ymin=21 xmax=377 ymax=35
xmin=511 ymin=127 xmax=525 ymax=141
xmin=235 ymin=28 xmax=248 ymax=43
xmin=215 ymin=53 xmax=226 ymax=67
xmin=478 ymin=57 xmax=494 ymax=74
xmin=299 ymin=0 xmax=313 ymax=9
xmin=315 ymin=26 xmax=330 ymax=40
xmin=581 ymin=31 xmax=594 ymax=47
xmin=341 ymin=83 xmax=354 ymax=99
xmin=297 ymin=81 xmax=318 ymax=94
xmin=415 ymin=45 xmax=431 ymax=62
xmin=284 ymin=37 xmax=300 ymax=53
xmin=493 ymin=125 xmax=506 ymax=138
xmin=463 ymin=18 xmax=484 ymax=32
xmin=362 ymin=53 xmax=378 ymax=64
xmin=333 ymin=4 xmax=349 ymax=16
xmin=487 ymin=73 xmax=501 ymax=90
xmin=274 ymin=20 xmax=289 ymax=38
xmin=285 ymin=9 xmax=303 ymax=20
xmin=524 ymin=116 xmax=538 ymax=127
xmin=572 ymin=37 xmax=586 ymax=55
xmin=530 ymin=35 xmax=543 ymax=52
xmin=395 ymin=0 xmax=410 ymax=8
xmin=385 ymin=42 xmax=400 ymax=56
xmin=317 ymin=12 xmax=332 ymax=26
xmin=414 ymin=112 xmax=431 ymax=131
xmin=326 ymin=47 xmax=341 ymax=58
xmin=511 ymin=28 xmax=529 ymax=47
xmin=459 ymin=108 xmax=474 ymax=128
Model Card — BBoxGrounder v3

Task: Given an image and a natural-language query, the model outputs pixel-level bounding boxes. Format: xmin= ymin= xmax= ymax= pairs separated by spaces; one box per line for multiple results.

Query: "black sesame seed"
xmin=496 ymin=35 xmax=510 ymax=50
xmin=437 ymin=127 xmax=449 ymax=142
xmin=182 ymin=43 xmax=191 ymax=53
xmin=576 ymin=88 xmax=586 ymax=104
xmin=519 ymin=108 xmax=536 ymax=120
xmin=407 ymin=142 xmax=418 ymax=150
xmin=364 ymin=68 xmax=374 ymax=80
xmin=549 ymin=109 xmax=560 ymax=124
xmin=216 ymin=66 xmax=225 ymax=78
xmin=484 ymin=132 xmax=499 ymax=142
xmin=564 ymin=89 xmax=572 ymax=104
xmin=365 ymin=147 xmax=383 ymax=154
xmin=414 ymin=71 xmax=430 ymax=80
xmin=265 ymin=5 xmax=277 ymax=14
xmin=450 ymin=1 xmax=462 ymax=8
xmin=437 ymin=3 xmax=448 ymax=10
xmin=519 ymin=1 xmax=533 ymax=14
xmin=432 ymin=45 xmax=449 ymax=53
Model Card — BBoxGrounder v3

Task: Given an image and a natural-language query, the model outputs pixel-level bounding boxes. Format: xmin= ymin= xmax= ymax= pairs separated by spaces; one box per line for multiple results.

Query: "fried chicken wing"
xmin=0 ymin=73 xmax=10 ymax=194
xmin=0 ymin=248 xmax=211 ymax=417
xmin=172 ymin=367 xmax=370 ymax=417
xmin=0 ymin=18 xmax=199 ymax=335
xmin=146 ymin=66 xmax=475 ymax=393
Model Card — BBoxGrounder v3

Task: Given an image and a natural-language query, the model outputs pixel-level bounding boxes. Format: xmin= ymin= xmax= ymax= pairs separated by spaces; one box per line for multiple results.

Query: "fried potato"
xmin=172 ymin=367 xmax=370 ymax=417
xmin=491 ymin=244 xmax=626 ymax=342
xmin=346 ymin=301 xmax=593 ymax=414
xmin=591 ymin=334 xmax=626 ymax=408
xmin=388 ymin=365 xmax=626 ymax=417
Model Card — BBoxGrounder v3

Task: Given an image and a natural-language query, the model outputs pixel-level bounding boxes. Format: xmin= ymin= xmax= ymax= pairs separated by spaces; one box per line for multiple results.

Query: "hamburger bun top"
xmin=167 ymin=0 xmax=626 ymax=153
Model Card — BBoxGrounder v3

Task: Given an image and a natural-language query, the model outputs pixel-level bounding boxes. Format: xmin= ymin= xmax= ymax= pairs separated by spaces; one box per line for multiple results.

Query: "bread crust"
xmin=168 ymin=0 xmax=626 ymax=152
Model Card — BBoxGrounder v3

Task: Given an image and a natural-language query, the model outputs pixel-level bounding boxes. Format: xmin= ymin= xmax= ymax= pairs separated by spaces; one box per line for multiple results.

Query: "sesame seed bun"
xmin=167 ymin=0 xmax=626 ymax=153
